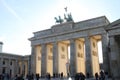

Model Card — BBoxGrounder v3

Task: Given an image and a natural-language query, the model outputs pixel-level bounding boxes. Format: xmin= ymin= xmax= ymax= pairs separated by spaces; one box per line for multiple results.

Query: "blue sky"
xmin=0 ymin=0 xmax=120 ymax=57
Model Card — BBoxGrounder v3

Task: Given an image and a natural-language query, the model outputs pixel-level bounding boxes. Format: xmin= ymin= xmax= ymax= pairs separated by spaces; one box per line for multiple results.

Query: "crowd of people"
xmin=0 ymin=70 xmax=110 ymax=80
xmin=94 ymin=70 xmax=109 ymax=80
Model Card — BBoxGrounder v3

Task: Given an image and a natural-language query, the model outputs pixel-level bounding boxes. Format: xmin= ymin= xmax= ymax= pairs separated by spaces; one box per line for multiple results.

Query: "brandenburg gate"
xmin=29 ymin=16 xmax=111 ymax=77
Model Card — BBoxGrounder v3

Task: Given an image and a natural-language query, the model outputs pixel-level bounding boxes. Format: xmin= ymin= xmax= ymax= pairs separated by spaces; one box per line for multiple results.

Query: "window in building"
xmin=18 ymin=67 xmax=21 ymax=74
xmin=10 ymin=69 xmax=12 ymax=76
xmin=2 ymin=67 xmax=6 ymax=74
xmin=23 ymin=65 xmax=25 ymax=75
xmin=3 ymin=61 xmax=5 ymax=65
xmin=10 ymin=61 xmax=12 ymax=65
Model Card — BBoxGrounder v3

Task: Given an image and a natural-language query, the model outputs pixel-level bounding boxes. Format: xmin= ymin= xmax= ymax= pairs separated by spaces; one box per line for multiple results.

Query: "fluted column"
xmin=41 ymin=44 xmax=47 ymax=76
xmin=31 ymin=46 xmax=36 ymax=74
xmin=109 ymin=36 xmax=120 ymax=79
xmin=101 ymin=34 xmax=110 ymax=73
xmin=85 ymin=36 xmax=93 ymax=77
xmin=53 ymin=42 xmax=59 ymax=75
xmin=70 ymin=39 xmax=77 ymax=76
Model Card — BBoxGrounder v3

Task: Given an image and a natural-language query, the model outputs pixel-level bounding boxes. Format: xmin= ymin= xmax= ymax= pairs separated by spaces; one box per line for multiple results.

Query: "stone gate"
xmin=29 ymin=16 xmax=120 ymax=79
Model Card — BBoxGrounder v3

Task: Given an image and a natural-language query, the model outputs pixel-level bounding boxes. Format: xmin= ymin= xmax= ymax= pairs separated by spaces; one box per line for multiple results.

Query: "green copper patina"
xmin=54 ymin=7 xmax=73 ymax=24
xmin=54 ymin=16 xmax=64 ymax=24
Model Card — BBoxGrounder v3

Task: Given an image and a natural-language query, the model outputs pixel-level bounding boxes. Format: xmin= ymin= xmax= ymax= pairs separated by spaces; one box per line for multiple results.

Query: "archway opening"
xmin=46 ymin=44 xmax=53 ymax=76
xmin=98 ymin=41 xmax=103 ymax=63
xmin=35 ymin=45 xmax=42 ymax=75
xmin=58 ymin=40 xmax=70 ymax=77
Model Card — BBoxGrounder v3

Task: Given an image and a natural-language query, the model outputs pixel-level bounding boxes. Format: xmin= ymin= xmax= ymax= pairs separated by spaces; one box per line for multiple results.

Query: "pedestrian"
xmin=95 ymin=72 xmax=99 ymax=80
xmin=100 ymin=70 xmax=105 ymax=80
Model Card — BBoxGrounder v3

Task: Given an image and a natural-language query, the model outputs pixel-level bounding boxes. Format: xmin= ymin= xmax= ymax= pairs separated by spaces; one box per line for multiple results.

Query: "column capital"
xmin=85 ymin=36 xmax=91 ymax=39
xmin=52 ymin=41 xmax=58 ymax=45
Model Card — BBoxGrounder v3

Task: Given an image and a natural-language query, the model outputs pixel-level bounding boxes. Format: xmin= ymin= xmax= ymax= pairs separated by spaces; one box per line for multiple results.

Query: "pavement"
xmin=24 ymin=77 xmax=112 ymax=80
xmin=10 ymin=77 xmax=97 ymax=80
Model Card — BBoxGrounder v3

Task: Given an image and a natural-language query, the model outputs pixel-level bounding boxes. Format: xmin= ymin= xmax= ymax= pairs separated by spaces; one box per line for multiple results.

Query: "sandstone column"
xmin=31 ymin=46 xmax=36 ymax=74
xmin=109 ymin=36 xmax=120 ymax=79
xmin=85 ymin=36 xmax=93 ymax=77
xmin=53 ymin=42 xmax=59 ymax=75
xmin=41 ymin=44 xmax=47 ymax=76
xmin=70 ymin=39 xmax=77 ymax=76
xmin=101 ymin=34 xmax=110 ymax=73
